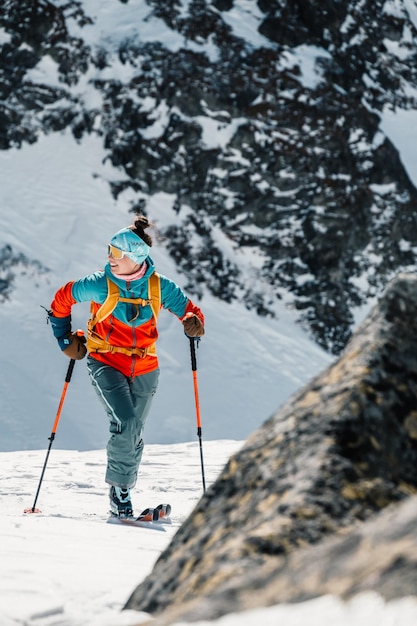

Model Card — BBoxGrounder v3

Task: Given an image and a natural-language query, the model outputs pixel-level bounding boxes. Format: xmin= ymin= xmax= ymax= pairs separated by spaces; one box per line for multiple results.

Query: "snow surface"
xmin=3 ymin=441 xmax=417 ymax=626
xmin=2 ymin=1 xmax=417 ymax=624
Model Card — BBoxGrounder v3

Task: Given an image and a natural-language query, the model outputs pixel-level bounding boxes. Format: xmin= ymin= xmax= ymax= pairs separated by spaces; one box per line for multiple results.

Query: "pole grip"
xmin=189 ymin=336 xmax=197 ymax=371
xmin=65 ymin=358 xmax=76 ymax=383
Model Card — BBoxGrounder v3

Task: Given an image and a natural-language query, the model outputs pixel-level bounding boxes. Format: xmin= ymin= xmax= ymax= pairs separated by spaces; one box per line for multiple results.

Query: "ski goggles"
xmin=108 ymin=244 xmax=127 ymax=259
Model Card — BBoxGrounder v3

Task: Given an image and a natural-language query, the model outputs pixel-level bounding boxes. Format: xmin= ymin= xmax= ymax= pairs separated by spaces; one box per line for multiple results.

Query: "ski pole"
xmin=24 ymin=357 xmax=76 ymax=514
xmin=189 ymin=336 xmax=206 ymax=493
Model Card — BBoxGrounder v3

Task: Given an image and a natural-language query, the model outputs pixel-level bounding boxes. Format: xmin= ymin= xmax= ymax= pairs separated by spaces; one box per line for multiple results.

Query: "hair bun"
xmin=133 ymin=215 xmax=150 ymax=229
xmin=129 ymin=215 xmax=152 ymax=246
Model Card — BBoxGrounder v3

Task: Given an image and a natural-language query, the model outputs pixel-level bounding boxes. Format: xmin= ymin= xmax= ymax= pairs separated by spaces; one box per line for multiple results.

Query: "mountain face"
xmin=2 ymin=0 xmax=417 ymax=354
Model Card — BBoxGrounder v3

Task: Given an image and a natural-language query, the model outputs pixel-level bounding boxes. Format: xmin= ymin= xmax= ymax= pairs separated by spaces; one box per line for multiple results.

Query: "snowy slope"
xmin=2 ymin=441 xmax=417 ymax=626
xmin=0 ymin=0 xmax=329 ymax=450
xmin=2 ymin=2 xmax=417 ymax=625
xmin=2 ymin=0 xmax=417 ymax=452
xmin=0 ymin=130 xmax=332 ymax=451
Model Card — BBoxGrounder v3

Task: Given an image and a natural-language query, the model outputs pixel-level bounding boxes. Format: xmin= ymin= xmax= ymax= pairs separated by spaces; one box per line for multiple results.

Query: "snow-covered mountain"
xmin=2 ymin=3 xmax=417 ymax=625
xmin=3 ymin=1 xmax=417 ymax=353
xmin=0 ymin=131 xmax=331 ymax=451
xmin=1 ymin=0 xmax=417 ymax=451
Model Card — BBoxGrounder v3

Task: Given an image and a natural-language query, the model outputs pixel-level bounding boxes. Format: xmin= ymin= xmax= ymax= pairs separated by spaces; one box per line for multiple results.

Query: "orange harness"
xmin=87 ymin=273 xmax=161 ymax=358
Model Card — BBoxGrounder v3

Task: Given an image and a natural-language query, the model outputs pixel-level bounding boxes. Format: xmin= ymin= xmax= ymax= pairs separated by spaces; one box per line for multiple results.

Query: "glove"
xmin=183 ymin=314 xmax=205 ymax=337
xmin=62 ymin=331 xmax=87 ymax=360
xmin=48 ymin=312 xmax=87 ymax=359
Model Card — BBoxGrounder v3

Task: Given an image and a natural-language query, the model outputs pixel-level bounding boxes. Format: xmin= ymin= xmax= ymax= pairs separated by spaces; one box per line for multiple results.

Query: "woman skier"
xmin=48 ymin=215 xmax=204 ymax=517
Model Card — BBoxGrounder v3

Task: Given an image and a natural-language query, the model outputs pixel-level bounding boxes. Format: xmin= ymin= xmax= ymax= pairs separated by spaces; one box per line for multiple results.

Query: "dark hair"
xmin=129 ymin=215 xmax=153 ymax=247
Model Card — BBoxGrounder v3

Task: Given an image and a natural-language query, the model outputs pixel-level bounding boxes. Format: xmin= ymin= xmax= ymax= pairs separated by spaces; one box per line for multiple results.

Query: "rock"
xmin=125 ymin=273 xmax=417 ymax=623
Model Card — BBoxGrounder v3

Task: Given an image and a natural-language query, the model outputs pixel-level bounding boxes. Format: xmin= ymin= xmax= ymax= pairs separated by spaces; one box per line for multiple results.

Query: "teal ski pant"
xmin=87 ymin=356 xmax=159 ymax=488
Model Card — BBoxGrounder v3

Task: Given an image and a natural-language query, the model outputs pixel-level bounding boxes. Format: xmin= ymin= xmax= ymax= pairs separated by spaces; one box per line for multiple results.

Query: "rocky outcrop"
xmin=133 ymin=495 xmax=417 ymax=625
xmin=0 ymin=1 xmax=92 ymax=147
xmin=125 ymin=272 xmax=417 ymax=622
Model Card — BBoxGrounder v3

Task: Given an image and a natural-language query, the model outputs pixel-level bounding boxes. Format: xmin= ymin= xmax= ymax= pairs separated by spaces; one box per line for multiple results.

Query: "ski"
xmin=136 ymin=507 xmax=159 ymax=522
xmin=107 ymin=503 xmax=171 ymax=530
xmin=107 ymin=514 xmax=166 ymax=530
xmin=155 ymin=503 xmax=172 ymax=522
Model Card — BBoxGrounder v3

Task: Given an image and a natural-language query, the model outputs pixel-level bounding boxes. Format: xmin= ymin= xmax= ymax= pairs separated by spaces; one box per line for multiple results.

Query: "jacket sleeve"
xmin=50 ymin=272 xmax=107 ymax=316
xmin=49 ymin=273 xmax=106 ymax=349
xmin=50 ymin=281 xmax=77 ymax=318
xmin=160 ymin=275 xmax=204 ymax=326
xmin=181 ymin=300 xmax=205 ymax=326
xmin=48 ymin=282 xmax=76 ymax=349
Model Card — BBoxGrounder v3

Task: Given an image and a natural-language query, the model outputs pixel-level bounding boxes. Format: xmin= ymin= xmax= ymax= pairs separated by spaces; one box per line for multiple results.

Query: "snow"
xmin=403 ymin=0 xmax=417 ymax=30
xmin=0 ymin=130 xmax=332 ymax=451
xmin=218 ymin=0 xmax=274 ymax=49
xmin=1 ymin=1 xmax=417 ymax=624
xmin=3 ymin=441 xmax=417 ymax=626
xmin=0 ymin=441 xmax=240 ymax=625
xmin=379 ymin=106 xmax=417 ymax=188
xmin=279 ymin=45 xmax=331 ymax=90
xmin=1 ymin=138 xmax=415 ymax=626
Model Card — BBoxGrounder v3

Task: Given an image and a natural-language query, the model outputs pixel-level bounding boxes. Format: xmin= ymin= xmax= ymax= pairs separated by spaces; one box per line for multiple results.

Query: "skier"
xmin=48 ymin=215 xmax=204 ymax=517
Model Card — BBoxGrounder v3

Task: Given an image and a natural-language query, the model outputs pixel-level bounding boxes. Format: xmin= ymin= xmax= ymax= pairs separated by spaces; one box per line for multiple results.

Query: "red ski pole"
xmin=189 ymin=337 xmax=206 ymax=493
xmin=24 ymin=355 xmax=77 ymax=514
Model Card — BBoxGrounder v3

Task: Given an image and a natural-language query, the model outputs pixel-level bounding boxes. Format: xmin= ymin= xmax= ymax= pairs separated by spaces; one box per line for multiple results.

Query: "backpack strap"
xmin=147 ymin=271 xmax=161 ymax=321
xmin=91 ymin=278 xmax=119 ymax=327
xmin=90 ymin=276 xmax=159 ymax=328
xmin=87 ymin=273 xmax=161 ymax=357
